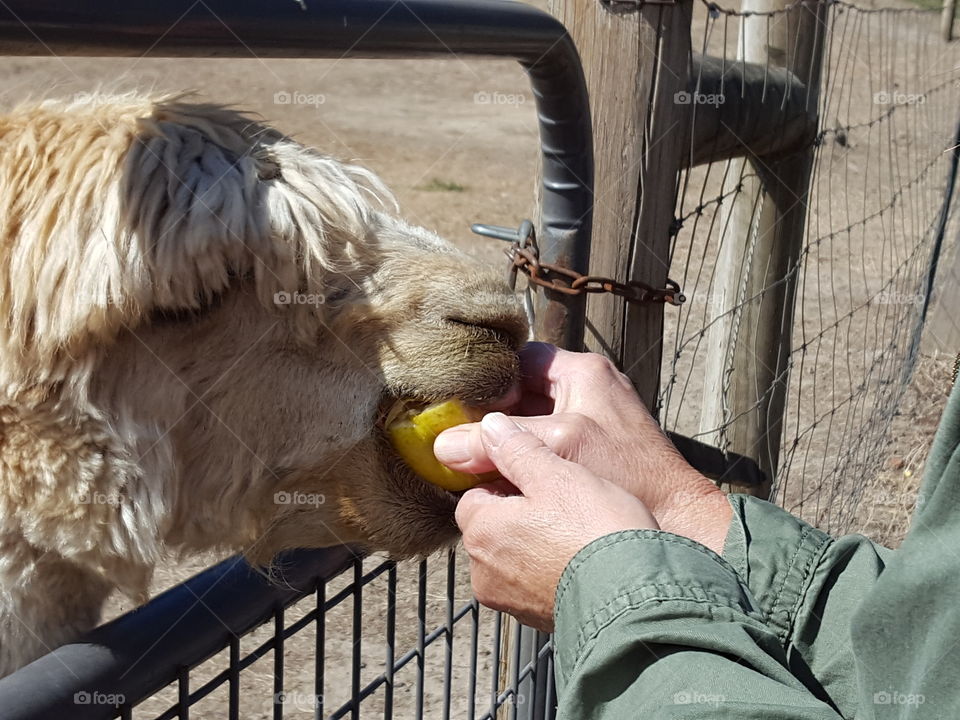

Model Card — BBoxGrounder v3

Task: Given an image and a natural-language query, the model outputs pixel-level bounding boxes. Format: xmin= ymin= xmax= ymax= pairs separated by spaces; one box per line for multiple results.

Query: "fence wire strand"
xmin=661 ymin=0 xmax=960 ymax=533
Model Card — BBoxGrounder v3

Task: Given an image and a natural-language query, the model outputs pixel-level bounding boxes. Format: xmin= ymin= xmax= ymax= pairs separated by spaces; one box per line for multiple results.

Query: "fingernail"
xmin=480 ymin=412 xmax=522 ymax=448
xmin=433 ymin=427 xmax=472 ymax=463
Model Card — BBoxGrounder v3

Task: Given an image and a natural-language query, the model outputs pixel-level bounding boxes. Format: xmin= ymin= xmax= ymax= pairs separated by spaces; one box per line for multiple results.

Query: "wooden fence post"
xmin=942 ymin=0 xmax=956 ymax=42
xmin=545 ymin=0 xmax=693 ymax=408
xmin=699 ymin=0 xmax=828 ymax=496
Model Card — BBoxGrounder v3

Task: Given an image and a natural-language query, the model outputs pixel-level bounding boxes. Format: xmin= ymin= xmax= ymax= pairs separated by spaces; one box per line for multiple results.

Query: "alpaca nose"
xmin=442 ymin=286 xmax=529 ymax=349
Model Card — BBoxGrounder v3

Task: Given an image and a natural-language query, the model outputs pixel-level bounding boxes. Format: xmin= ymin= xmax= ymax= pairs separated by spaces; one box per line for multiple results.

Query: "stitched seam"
xmin=555 ymin=531 xmax=742 ymax=616
xmin=569 ymin=591 xmax=768 ymax=679
xmin=767 ymin=525 xmax=817 ymax=640
xmin=572 ymin=584 xmax=763 ymax=657
xmin=784 ymin=535 xmax=835 ymax=646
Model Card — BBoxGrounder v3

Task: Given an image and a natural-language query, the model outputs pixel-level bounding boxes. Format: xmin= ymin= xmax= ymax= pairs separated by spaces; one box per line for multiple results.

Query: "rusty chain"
xmin=471 ymin=220 xmax=686 ymax=307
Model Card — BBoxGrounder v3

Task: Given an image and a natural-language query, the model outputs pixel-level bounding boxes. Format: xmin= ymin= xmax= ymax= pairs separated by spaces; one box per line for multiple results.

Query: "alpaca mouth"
xmin=376 ymin=383 xmax=520 ymax=496
xmin=376 ymin=383 xmax=520 ymax=431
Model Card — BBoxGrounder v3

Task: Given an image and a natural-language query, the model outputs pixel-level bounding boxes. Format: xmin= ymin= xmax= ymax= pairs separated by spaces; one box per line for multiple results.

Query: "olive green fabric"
xmin=553 ymin=378 xmax=960 ymax=718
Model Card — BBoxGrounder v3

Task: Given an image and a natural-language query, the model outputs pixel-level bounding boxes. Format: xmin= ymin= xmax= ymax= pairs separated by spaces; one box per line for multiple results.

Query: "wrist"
xmin=652 ymin=478 xmax=732 ymax=555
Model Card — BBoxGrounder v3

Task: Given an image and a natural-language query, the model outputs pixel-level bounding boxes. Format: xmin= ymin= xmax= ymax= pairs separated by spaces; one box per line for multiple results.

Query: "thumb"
xmin=478 ymin=413 xmax=575 ymax=496
xmin=434 ymin=415 xmax=573 ymax=474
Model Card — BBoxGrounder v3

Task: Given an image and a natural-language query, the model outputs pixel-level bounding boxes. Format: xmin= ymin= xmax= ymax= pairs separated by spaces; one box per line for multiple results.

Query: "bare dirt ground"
xmin=0 ymin=0 xmax=956 ymax=716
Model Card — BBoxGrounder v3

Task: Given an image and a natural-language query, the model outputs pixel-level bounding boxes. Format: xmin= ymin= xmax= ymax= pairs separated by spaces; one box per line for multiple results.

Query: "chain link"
xmin=471 ymin=220 xmax=686 ymax=307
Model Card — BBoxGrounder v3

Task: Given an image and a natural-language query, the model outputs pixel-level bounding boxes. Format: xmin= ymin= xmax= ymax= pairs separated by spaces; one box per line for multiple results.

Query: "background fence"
xmin=658 ymin=0 xmax=960 ymax=534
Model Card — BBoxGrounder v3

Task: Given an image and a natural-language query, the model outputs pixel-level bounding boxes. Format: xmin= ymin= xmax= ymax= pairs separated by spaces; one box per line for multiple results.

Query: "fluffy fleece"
xmin=0 ymin=94 xmax=526 ymax=674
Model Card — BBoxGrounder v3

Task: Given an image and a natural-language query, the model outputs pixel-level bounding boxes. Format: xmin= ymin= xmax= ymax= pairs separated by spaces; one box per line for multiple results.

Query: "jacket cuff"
xmin=552 ymin=529 xmax=762 ymax=687
xmin=722 ymin=495 xmax=833 ymax=643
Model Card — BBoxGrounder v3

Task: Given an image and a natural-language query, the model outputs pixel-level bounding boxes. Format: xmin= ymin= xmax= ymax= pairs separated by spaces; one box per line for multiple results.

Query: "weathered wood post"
xmin=699 ymin=0 xmax=828 ymax=497
xmin=942 ymin=0 xmax=957 ymax=42
xmin=545 ymin=0 xmax=694 ymax=408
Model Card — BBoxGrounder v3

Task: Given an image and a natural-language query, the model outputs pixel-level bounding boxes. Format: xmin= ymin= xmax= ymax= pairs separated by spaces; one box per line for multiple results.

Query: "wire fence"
xmin=660 ymin=0 xmax=960 ymax=534
xmin=125 ymin=550 xmax=546 ymax=720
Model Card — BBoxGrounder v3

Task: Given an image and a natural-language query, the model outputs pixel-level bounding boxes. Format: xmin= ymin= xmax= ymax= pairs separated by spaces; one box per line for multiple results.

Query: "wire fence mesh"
xmin=661 ymin=0 xmax=960 ymax=534
xmin=101 ymin=549 xmax=547 ymax=720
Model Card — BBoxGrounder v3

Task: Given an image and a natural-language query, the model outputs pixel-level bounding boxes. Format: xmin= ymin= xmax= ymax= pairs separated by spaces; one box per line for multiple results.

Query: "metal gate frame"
xmin=0 ymin=1 xmax=594 ymax=717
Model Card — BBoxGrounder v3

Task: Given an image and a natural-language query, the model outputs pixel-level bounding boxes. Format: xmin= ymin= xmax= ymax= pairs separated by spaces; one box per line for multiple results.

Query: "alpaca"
xmin=0 ymin=93 xmax=527 ymax=675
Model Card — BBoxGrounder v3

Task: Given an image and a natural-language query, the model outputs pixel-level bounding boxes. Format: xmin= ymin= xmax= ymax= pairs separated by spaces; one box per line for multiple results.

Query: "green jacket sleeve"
xmin=553 ymin=529 xmax=847 ymax=719
xmin=554 ymin=372 xmax=960 ymax=718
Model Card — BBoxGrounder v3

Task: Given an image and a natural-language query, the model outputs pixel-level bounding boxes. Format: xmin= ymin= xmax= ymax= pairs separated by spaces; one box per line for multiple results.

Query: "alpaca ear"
xmin=120 ymin=121 xmax=291 ymax=312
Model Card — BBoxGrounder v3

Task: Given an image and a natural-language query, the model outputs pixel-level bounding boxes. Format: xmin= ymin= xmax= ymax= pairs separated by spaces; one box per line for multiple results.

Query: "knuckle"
xmin=545 ymin=417 xmax=583 ymax=452
xmin=581 ymin=352 xmax=615 ymax=376
xmin=454 ymin=490 xmax=481 ymax=529
xmin=498 ymin=430 xmax=542 ymax=465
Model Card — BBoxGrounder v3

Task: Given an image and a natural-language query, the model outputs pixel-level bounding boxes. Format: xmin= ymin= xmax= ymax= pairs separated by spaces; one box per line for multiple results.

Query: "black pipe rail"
xmin=0 ymin=0 xmax=594 ymax=348
xmin=0 ymin=548 xmax=358 ymax=719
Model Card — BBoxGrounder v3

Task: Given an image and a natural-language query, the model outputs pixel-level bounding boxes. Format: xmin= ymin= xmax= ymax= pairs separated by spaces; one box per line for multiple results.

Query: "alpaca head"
xmin=0 ymin=94 xmax=528 ymax=574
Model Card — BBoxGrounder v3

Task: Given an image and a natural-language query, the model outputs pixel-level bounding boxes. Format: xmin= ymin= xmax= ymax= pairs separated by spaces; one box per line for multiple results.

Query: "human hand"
xmin=454 ymin=412 xmax=658 ymax=631
xmin=437 ymin=343 xmax=731 ymax=553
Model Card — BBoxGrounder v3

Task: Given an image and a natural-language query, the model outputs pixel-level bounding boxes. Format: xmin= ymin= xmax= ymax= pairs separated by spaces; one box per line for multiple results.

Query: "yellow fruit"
xmin=387 ymin=399 xmax=495 ymax=491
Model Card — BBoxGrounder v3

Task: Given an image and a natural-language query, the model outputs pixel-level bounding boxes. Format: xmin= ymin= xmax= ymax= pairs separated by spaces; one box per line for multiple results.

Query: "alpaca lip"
xmin=466 ymin=382 xmax=521 ymax=414
xmin=376 ymin=381 xmax=521 ymax=429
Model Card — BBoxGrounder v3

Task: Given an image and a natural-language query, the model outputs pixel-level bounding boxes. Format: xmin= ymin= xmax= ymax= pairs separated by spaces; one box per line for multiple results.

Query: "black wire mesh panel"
xmin=113 ymin=549 xmax=552 ymax=720
xmin=0 ymin=547 xmax=553 ymax=719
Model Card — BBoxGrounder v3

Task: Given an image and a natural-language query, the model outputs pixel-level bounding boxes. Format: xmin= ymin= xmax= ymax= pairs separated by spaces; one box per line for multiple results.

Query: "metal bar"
xmin=384 ymin=564 xmax=397 ymax=720
xmin=351 ymin=559 xmax=363 ymax=720
xmin=490 ymin=613 xmax=503 ymax=718
xmin=416 ymin=559 xmax=427 ymax=720
xmin=443 ymin=550 xmax=455 ymax=720
xmin=510 ymin=621 xmax=522 ymax=720
xmin=544 ymin=653 xmax=555 ymax=720
xmin=178 ymin=667 xmax=190 ymax=720
xmin=468 ymin=599 xmax=480 ymax=720
xmin=274 ymin=608 xmax=284 ymax=720
xmin=0 ymin=0 xmax=594 ymax=349
xmin=229 ymin=635 xmax=240 ymax=720
xmin=315 ymin=582 xmax=326 ymax=720
xmin=0 ymin=548 xmax=356 ymax=720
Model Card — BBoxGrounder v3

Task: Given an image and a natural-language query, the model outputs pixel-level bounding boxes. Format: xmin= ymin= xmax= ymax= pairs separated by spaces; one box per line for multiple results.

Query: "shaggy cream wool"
xmin=0 ymin=94 xmax=526 ymax=675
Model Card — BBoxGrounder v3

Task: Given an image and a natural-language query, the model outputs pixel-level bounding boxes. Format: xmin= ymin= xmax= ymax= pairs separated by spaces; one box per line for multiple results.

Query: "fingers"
xmin=519 ymin=343 xmax=627 ymax=413
xmin=454 ymin=481 xmax=518 ymax=530
xmin=434 ymin=423 xmax=495 ymax=473
xmin=435 ymin=414 xmax=583 ymax=472
xmin=477 ymin=413 xmax=576 ymax=495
